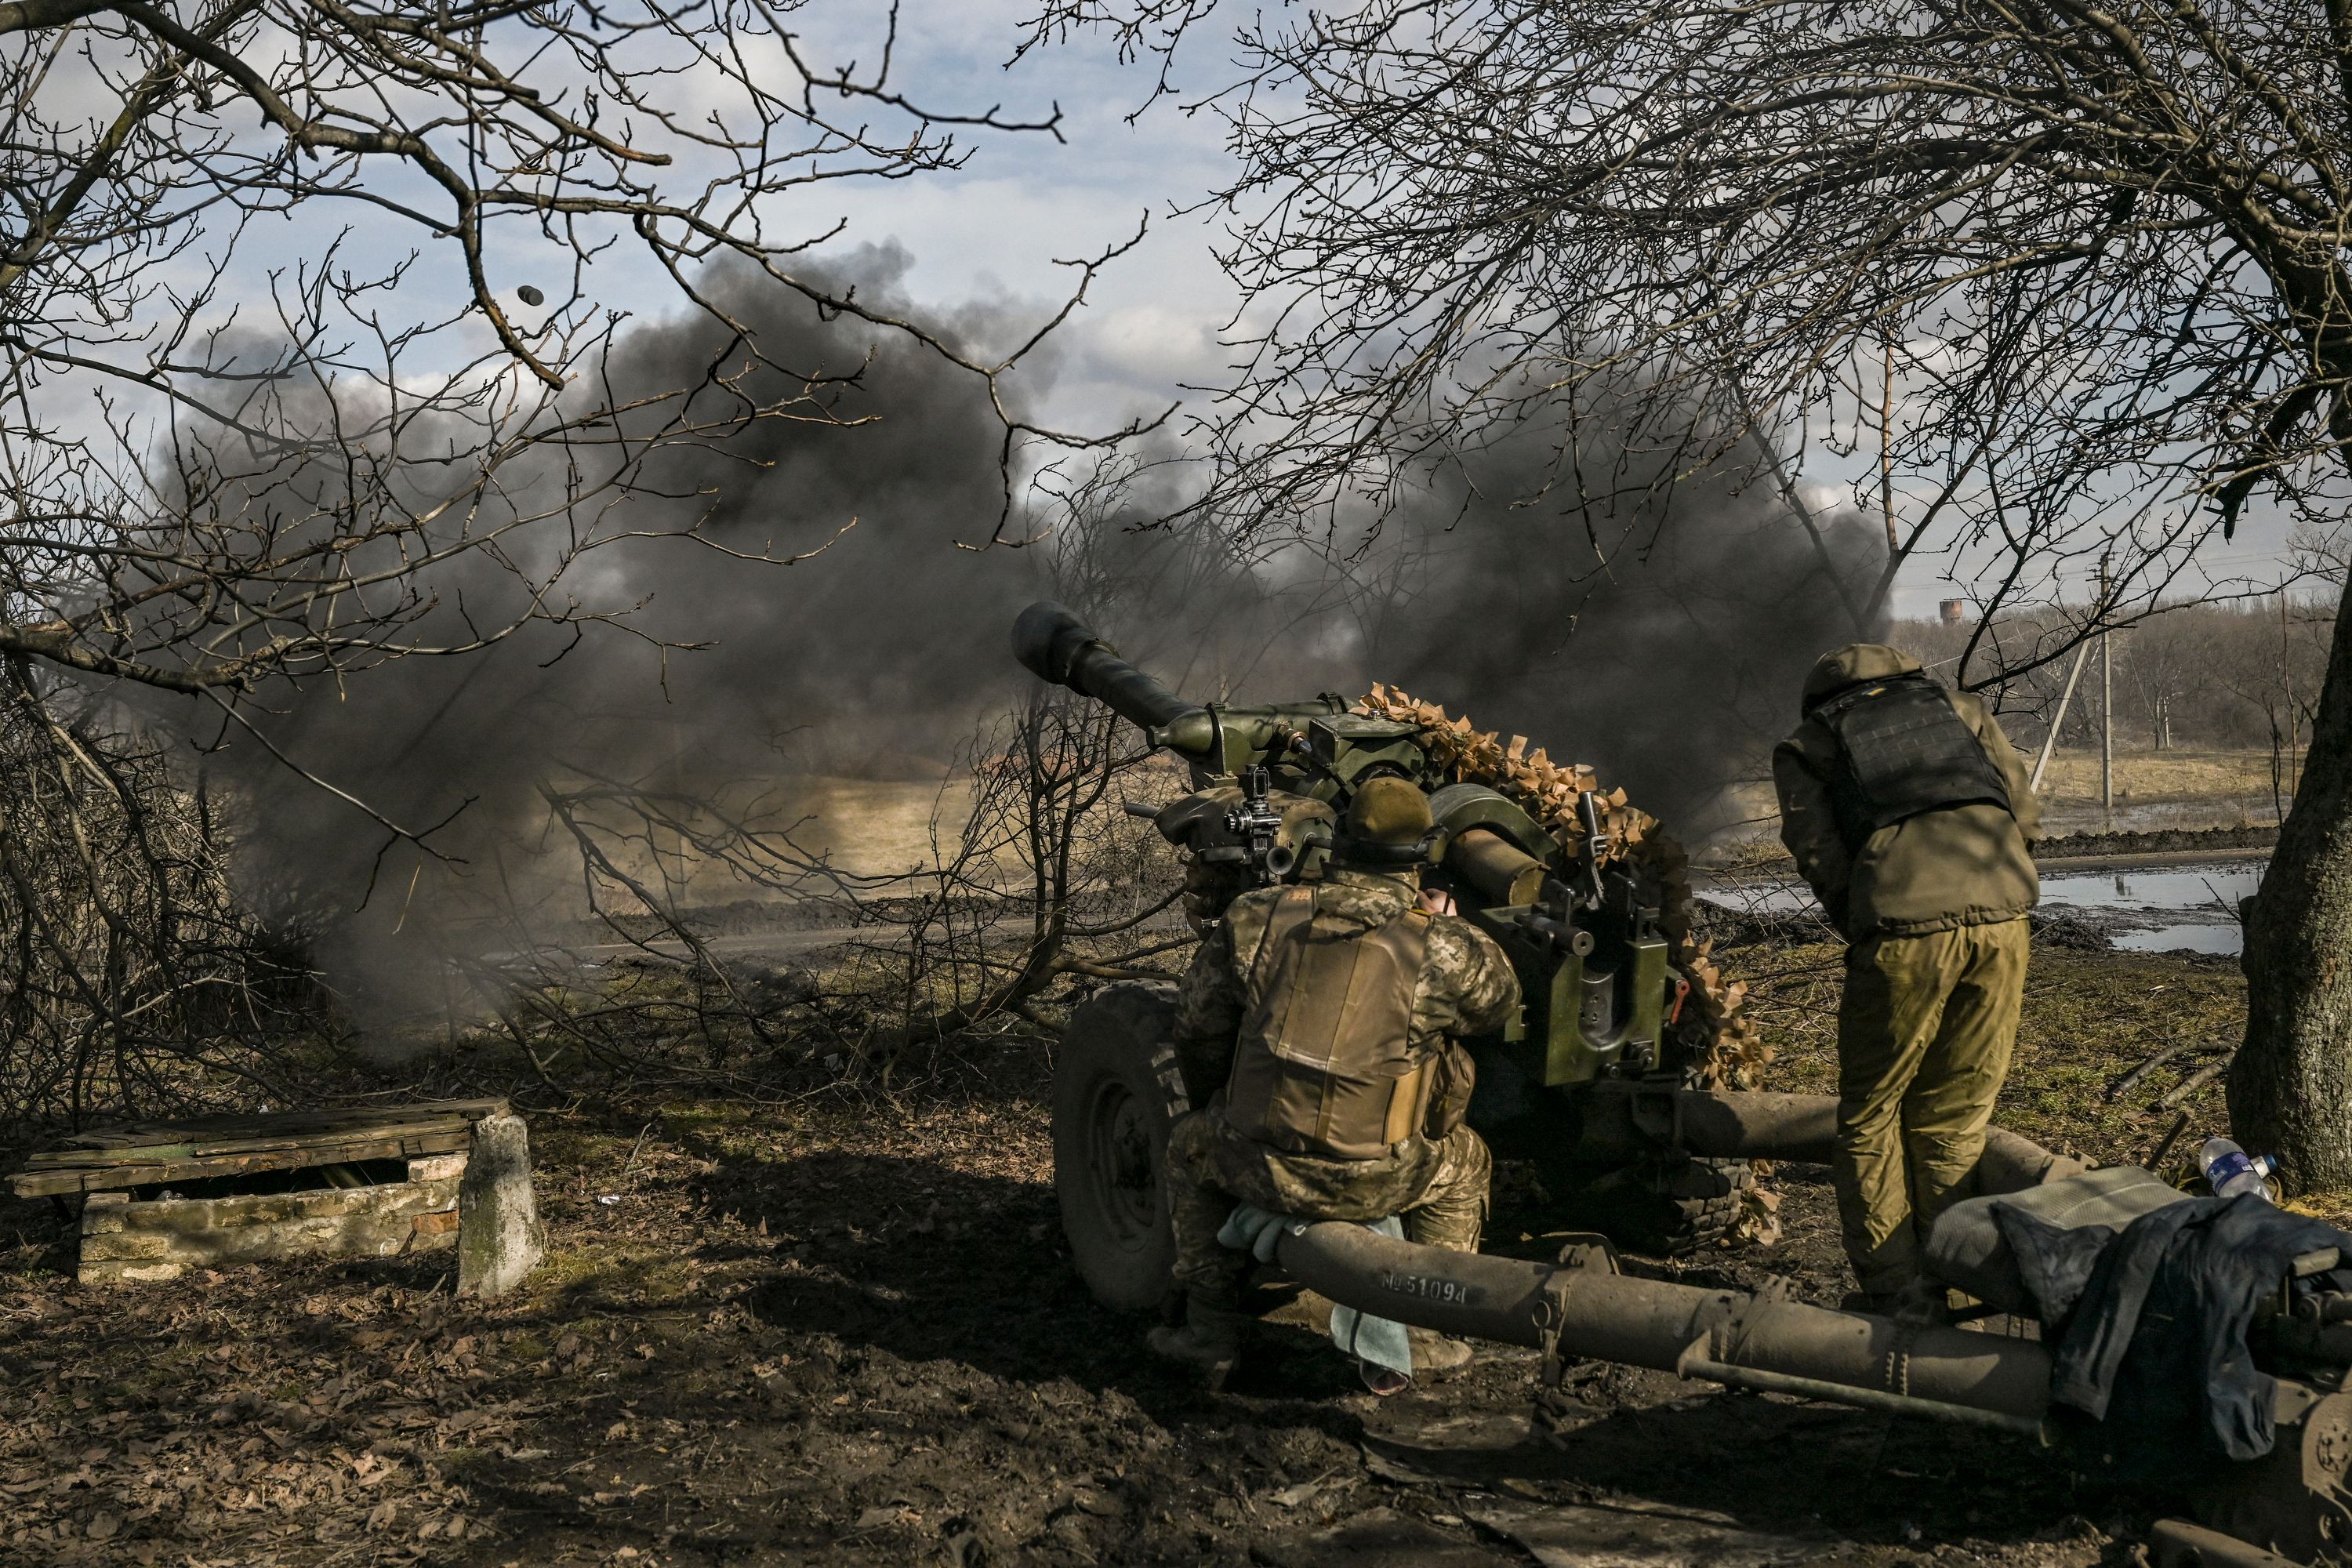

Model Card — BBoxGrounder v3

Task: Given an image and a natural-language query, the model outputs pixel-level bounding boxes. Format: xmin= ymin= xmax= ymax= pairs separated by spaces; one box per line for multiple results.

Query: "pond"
xmin=1706 ymin=858 xmax=2266 ymax=955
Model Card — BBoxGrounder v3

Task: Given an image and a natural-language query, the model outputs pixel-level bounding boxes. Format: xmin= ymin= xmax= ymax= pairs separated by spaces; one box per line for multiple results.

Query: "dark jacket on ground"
xmin=2016 ymin=1195 xmax=2352 ymax=1481
xmin=1773 ymin=644 xmax=2042 ymax=942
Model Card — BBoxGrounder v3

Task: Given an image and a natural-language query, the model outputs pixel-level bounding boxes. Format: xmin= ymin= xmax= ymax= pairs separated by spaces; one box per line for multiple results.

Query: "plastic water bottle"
xmin=2199 ymin=1138 xmax=2276 ymax=1202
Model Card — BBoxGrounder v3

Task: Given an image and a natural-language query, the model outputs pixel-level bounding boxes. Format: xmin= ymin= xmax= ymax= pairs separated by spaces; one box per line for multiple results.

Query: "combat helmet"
xmin=1330 ymin=776 xmax=1444 ymax=868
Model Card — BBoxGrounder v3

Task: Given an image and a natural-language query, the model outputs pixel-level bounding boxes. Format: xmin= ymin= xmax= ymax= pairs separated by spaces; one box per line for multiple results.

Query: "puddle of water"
xmin=2112 ymin=924 xmax=2243 ymax=955
xmin=2038 ymin=863 xmax=2262 ymax=913
xmin=1708 ymin=859 xmax=2263 ymax=954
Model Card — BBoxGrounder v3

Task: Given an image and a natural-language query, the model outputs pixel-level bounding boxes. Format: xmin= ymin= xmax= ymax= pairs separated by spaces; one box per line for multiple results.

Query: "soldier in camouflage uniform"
xmin=1775 ymin=644 xmax=2040 ymax=1309
xmin=1149 ymin=777 xmax=1522 ymax=1385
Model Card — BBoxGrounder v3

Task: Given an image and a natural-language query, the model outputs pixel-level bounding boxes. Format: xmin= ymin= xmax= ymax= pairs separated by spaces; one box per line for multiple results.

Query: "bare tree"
xmin=0 ymin=654 xmax=337 ymax=1126
xmin=1029 ymin=0 xmax=2352 ymax=1185
xmin=0 ymin=1 xmax=1146 ymax=1126
xmin=2 ymin=2 xmax=1135 ymax=717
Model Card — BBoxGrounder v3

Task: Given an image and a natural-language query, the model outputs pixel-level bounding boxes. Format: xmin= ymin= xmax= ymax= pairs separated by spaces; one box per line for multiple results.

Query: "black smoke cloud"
xmin=1337 ymin=416 xmax=1883 ymax=832
xmin=157 ymin=251 xmax=1875 ymax=1022
xmin=167 ymin=248 xmax=1067 ymax=1014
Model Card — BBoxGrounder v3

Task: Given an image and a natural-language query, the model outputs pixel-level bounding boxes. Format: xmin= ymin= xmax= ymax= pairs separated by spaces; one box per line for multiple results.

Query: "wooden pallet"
xmin=6 ymin=1099 xmax=510 ymax=1198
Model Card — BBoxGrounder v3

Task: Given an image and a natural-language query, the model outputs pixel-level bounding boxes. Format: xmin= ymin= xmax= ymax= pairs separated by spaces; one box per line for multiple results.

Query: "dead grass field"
xmin=2034 ymin=746 xmax=2292 ymax=805
xmin=783 ymin=775 xmax=973 ymax=877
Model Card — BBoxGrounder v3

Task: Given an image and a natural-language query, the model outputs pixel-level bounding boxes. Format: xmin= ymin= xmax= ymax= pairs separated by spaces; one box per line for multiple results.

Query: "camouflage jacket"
xmin=1171 ymin=867 xmax=1521 ymax=1106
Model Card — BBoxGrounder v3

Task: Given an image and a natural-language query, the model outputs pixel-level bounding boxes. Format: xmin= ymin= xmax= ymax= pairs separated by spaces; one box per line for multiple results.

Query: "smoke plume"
xmin=149 ymin=250 xmax=1878 ymax=1021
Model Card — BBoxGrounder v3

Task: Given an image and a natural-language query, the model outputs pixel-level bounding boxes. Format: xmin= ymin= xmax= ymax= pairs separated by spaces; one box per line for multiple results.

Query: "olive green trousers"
xmin=1164 ymin=1109 xmax=1490 ymax=1298
xmin=1835 ymin=917 xmax=2031 ymax=1295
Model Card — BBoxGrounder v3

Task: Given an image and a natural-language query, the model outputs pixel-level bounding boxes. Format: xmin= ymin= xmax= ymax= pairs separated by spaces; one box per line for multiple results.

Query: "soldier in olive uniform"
xmin=1148 ymin=777 xmax=1522 ymax=1385
xmin=1774 ymin=644 xmax=2041 ymax=1308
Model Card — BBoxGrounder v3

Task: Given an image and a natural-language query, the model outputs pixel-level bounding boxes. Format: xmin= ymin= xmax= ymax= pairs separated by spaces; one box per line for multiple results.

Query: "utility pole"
xmin=2100 ymin=557 xmax=2114 ymax=829
xmin=2030 ymin=640 xmax=2092 ymax=793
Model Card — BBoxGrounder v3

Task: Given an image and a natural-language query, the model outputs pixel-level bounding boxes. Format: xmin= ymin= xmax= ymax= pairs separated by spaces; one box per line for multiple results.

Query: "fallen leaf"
xmin=1271 ymin=1477 xmax=1331 ymax=1508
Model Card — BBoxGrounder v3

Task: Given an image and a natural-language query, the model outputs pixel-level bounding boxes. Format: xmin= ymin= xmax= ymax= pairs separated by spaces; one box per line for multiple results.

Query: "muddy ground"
xmin=0 ymin=940 xmax=2299 ymax=1568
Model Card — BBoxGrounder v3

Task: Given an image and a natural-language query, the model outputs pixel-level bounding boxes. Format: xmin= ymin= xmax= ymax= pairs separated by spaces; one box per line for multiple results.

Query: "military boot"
xmin=1147 ymin=1288 xmax=1247 ymax=1388
xmin=1408 ymin=1326 xmax=1477 ymax=1377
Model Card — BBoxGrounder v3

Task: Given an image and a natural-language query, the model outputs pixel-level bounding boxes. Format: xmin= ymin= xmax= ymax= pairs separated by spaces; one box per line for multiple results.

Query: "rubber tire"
xmin=1549 ymin=1153 xmax=1752 ymax=1258
xmin=1053 ymin=982 xmax=1192 ymax=1310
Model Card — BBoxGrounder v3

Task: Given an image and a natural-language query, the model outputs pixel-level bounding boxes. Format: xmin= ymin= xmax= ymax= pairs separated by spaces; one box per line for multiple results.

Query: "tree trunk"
xmin=2230 ymin=585 xmax=2352 ymax=1189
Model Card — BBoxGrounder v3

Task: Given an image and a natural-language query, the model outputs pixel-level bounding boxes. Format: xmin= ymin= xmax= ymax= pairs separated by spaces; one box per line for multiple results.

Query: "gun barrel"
xmin=1013 ymin=600 xmax=1210 ymax=742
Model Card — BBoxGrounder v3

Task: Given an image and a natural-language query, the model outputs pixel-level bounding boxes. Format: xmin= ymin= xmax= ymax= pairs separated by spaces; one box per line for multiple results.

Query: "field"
xmin=1713 ymin=746 xmax=2286 ymax=859
xmin=2031 ymin=746 xmax=2289 ymax=806
xmin=0 ymin=934 xmax=2288 ymax=1568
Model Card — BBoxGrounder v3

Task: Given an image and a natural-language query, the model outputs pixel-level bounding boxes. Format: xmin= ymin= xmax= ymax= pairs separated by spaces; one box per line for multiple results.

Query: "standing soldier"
xmin=1774 ymin=644 xmax=2041 ymax=1311
xmin=1148 ymin=777 xmax=1521 ymax=1388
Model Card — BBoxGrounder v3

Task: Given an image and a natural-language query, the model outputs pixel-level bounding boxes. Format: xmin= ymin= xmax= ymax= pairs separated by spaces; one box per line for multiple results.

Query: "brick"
xmin=408 ymin=1153 xmax=466 ymax=1183
xmin=78 ymin=1231 xmax=176 ymax=1261
xmin=411 ymin=1210 xmax=459 ymax=1236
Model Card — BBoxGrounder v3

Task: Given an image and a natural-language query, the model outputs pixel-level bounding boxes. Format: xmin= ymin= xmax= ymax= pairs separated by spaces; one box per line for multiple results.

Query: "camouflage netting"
xmin=1356 ymin=684 xmax=1773 ymax=1092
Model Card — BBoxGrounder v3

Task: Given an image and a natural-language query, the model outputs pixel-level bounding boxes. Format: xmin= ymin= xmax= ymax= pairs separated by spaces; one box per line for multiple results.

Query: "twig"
xmin=2143 ymin=1110 xmax=2192 ymax=1173
xmin=2107 ymin=1037 xmax=2200 ymax=1102
xmin=2161 ymin=1056 xmax=2232 ymax=1109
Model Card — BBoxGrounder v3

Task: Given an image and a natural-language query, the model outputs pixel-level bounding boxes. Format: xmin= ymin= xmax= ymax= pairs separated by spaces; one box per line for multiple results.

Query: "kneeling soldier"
xmin=1149 ymin=777 xmax=1521 ymax=1385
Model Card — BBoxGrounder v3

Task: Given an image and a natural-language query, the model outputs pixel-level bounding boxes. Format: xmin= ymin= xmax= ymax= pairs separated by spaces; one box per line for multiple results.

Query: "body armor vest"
xmin=1221 ymin=887 xmax=1440 ymax=1161
xmin=1811 ymin=672 xmax=2013 ymax=848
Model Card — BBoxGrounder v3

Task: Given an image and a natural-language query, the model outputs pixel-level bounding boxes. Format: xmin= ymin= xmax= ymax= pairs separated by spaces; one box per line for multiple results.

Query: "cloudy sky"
xmin=735 ymin=4 xmax=2300 ymax=622
xmin=43 ymin=0 xmax=2290 ymax=625
xmin=783 ymin=5 xmax=1244 ymax=433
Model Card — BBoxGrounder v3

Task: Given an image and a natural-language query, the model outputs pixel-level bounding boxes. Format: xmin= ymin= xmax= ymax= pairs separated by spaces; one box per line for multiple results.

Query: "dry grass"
xmin=782 ymin=774 xmax=975 ymax=877
xmin=2034 ymin=747 xmax=2292 ymax=805
xmin=1738 ymin=937 xmax=2352 ymax=1220
xmin=1748 ymin=942 xmax=2247 ymax=1174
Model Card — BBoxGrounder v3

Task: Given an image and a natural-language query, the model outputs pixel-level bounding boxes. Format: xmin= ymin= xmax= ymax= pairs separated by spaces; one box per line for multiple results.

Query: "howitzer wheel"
xmin=1053 ymin=982 xmax=1191 ymax=1310
xmin=1551 ymin=1153 xmax=1752 ymax=1257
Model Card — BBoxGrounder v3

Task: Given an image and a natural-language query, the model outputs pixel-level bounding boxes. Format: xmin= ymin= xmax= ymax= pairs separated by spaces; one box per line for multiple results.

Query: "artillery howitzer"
xmin=1277 ymin=1163 xmax=2352 ymax=1568
xmin=1017 ymin=600 xmax=2352 ymax=1564
xmin=1014 ymin=599 xmax=1867 ymax=1303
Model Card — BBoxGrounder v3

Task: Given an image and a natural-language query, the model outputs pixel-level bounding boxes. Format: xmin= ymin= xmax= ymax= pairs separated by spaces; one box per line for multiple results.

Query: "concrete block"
xmin=408 ymin=1153 xmax=466 ymax=1182
xmin=458 ymin=1112 xmax=541 ymax=1298
xmin=78 ymin=1230 xmax=176 ymax=1262
xmin=75 ymin=1178 xmax=463 ymax=1283
xmin=116 ymin=1176 xmax=457 ymax=1233
xmin=81 ymin=1192 xmax=127 ymax=1235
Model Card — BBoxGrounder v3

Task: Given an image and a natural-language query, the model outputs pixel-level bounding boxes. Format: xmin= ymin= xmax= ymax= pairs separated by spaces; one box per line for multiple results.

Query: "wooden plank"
xmin=26 ymin=1111 xmax=497 ymax=1163
xmin=17 ymin=1120 xmax=471 ymax=1167
xmin=27 ymin=1099 xmax=507 ymax=1160
xmin=11 ymin=1101 xmax=507 ymax=1192
xmin=16 ymin=1123 xmax=470 ymax=1174
xmin=9 ymin=1131 xmax=470 ymax=1197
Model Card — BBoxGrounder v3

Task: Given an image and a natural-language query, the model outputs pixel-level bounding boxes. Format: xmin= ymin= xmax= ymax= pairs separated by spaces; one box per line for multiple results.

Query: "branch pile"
xmin=1357 ymin=684 xmax=1771 ymax=1091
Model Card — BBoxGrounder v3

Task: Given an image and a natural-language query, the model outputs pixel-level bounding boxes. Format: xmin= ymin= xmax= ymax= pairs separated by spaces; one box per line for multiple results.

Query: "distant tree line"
xmin=1896 ymin=595 xmax=2335 ymax=762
